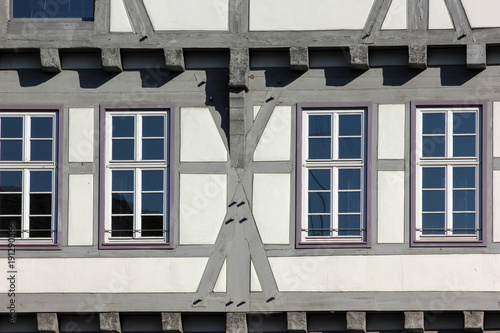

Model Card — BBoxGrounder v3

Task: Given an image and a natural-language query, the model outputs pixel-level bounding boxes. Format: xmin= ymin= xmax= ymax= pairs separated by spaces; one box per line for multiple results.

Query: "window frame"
xmin=410 ymin=101 xmax=487 ymax=247
xmin=0 ymin=105 xmax=63 ymax=250
xmin=10 ymin=0 xmax=95 ymax=21
xmin=99 ymin=105 xmax=175 ymax=249
xmin=296 ymin=103 xmax=372 ymax=248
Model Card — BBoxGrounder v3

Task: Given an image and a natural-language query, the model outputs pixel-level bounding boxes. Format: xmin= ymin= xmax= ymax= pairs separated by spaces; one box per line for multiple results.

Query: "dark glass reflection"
xmin=142 ymin=139 xmax=164 ymax=160
xmin=0 ymin=217 xmax=21 ymax=238
xmin=30 ymin=194 xmax=52 ymax=214
xmin=339 ymin=138 xmax=361 ymax=159
xmin=308 ymin=192 xmax=331 ymax=213
xmin=111 ymin=216 xmax=133 ymax=237
xmin=142 ymin=193 xmax=163 ymax=214
xmin=422 ymin=136 xmax=445 ymax=157
xmin=422 ymin=190 xmax=445 ymax=212
xmin=453 ymin=113 xmax=475 ymax=134
xmin=338 ymin=215 xmax=361 ymax=236
xmin=30 ymin=171 xmax=52 ymax=192
xmin=422 ymin=213 xmax=445 ymax=235
xmin=0 ymin=194 xmax=22 ymax=215
xmin=1 ymin=117 xmax=22 ymax=138
xmin=0 ymin=140 xmax=22 ymax=161
xmin=142 ymin=170 xmax=163 ymax=191
xmin=112 ymin=116 xmax=134 ymax=137
xmin=339 ymin=115 xmax=361 ymax=136
xmin=453 ymin=167 xmax=475 ymax=189
xmin=309 ymin=138 xmax=331 ymax=159
xmin=453 ymin=136 xmax=476 ymax=157
xmin=338 ymin=192 xmax=360 ymax=213
xmin=423 ymin=113 xmax=445 ymax=134
xmin=423 ymin=167 xmax=445 ymax=189
xmin=112 ymin=139 xmax=134 ymax=160
xmin=31 ymin=140 xmax=53 ymax=161
xmin=308 ymin=169 xmax=330 ymax=191
xmin=453 ymin=213 xmax=476 ymax=234
xmin=112 ymin=193 xmax=134 ymax=214
xmin=29 ymin=217 xmax=51 ymax=238
xmin=31 ymin=117 xmax=53 ymax=138
xmin=141 ymin=216 xmax=164 ymax=237
xmin=309 ymin=115 xmax=331 ymax=136
xmin=13 ymin=0 xmax=95 ymax=19
xmin=143 ymin=116 xmax=165 ymax=137
xmin=0 ymin=171 xmax=22 ymax=192
xmin=339 ymin=169 xmax=360 ymax=190
xmin=453 ymin=190 xmax=475 ymax=211
xmin=112 ymin=170 xmax=134 ymax=191
xmin=308 ymin=215 xmax=330 ymax=236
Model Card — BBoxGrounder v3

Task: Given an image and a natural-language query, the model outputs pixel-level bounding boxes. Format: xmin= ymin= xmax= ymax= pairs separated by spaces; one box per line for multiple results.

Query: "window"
xmin=412 ymin=104 xmax=485 ymax=245
xmin=297 ymin=105 xmax=370 ymax=247
xmin=101 ymin=107 xmax=173 ymax=248
xmin=12 ymin=0 xmax=94 ymax=19
xmin=0 ymin=109 xmax=60 ymax=246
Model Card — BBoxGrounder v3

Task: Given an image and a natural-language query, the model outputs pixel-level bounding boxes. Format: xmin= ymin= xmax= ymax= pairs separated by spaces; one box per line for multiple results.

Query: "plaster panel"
xmin=68 ymin=108 xmax=94 ymax=162
xmin=250 ymin=261 xmax=262 ymax=292
xmin=213 ymin=260 xmax=226 ymax=292
xmin=428 ymin=0 xmax=454 ymax=29
xmin=179 ymin=174 xmax=227 ymax=244
xmin=381 ymin=0 xmax=407 ymax=30
xmin=180 ymin=107 xmax=227 ymax=162
xmin=494 ymin=171 xmax=500 ymax=242
xmin=253 ymin=106 xmax=292 ymax=161
xmin=253 ymin=106 xmax=261 ymax=120
xmin=461 ymin=0 xmax=500 ymax=28
xmin=494 ymin=102 xmax=500 ymax=157
xmin=253 ymin=173 xmax=291 ymax=244
xmin=110 ymin=0 xmax=133 ymax=32
xmin=143 ymin=0 xmax=229 ymax=31
xmin=377 ymin=171 xmax=405 ymax=244
xmin=68 ymin=174 xmax=94 ymax=246
xmin=249 ymin=0 xmax=374 ymax=31
xmin=378 ymin=104 xmax=405 ymax=159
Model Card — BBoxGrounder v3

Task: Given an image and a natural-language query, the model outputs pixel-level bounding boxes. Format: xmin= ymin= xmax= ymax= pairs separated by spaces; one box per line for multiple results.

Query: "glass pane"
xmin=0 ymin=194 xmax=22 ymax=215
xmin=112 ymin=193 xmax=134 ymax=214
xmin=112 ymin=116 xmax=134 ymax=137
xmin=423 ymin=113 xmax=445 ymax=134
xmin=308 ymin=169 xmax=330 ymax=191
xmin=308 ymin=215 xmax=330 ymax=236
xmin=422 ymin=190 xmax=445 ymax=212
xmin=29 ymin=216 xmax=52 ymax=238
xmin=142 ymin=139 xmax=164 ymax=160
xmin=111 ymin=216 xmax=133 ymax=237
xmin=0 ymin=217 xmax=21 ymax=238
xmin=423 ymin=167 xmax=445 ymax=189
xmin=308 ymin=192 xmax=331 ymax=213
xmin=31 ymin=140 xmax=53 ymax=161
xmin=13 ymin=0 xmax=95 ymax=18
xmin=112 ymin=139 xmax=134 ymax=160
xmin=422 ymin=136 xmax=445 ymax=157
xmin=143 ymin=116 xmax=165 ymax=137
xmin=453 ymin=112 xmax=475 ymax=134
xmin=453 ymin=213 xmax=476 ymax=234
xmin=309 ymin=115 xmax=331 ymax=136
xmin=30 ymin=171 xmax=52 ymax=192
xmin=0 ymin=140 xmax=22 ymax=161
xmin=422 ymin=213 xmax=445 ymax=235
xmin=453 ymin=136 xmax=476 ymax=157
xmin=30 ymin=194 xmax=52 ymax=215
xmin=453 ymin=167 xmax=475 ymax=189
xmin=112 ymin=170 xmax=134 ymax=191
xmin=338 ymin=215 xmax=361 ymax=236
xmin=142 ymin=170 xmax=164 ymax=191
xmin=338 ymin=192 xmax=361 ymax=213
xmin=453 ymin=190 xmax=475 ymax=211
xmin=339 ymin=114 xmax=361 ymax=136
xmin=0 ymin=171 xmax=22 ymax=192
xmin=339 ymin=138 xmax=361 ymax=159
xmin=142 ymin=193 xmax=163 ymax=214
xmin=309 ymin=138 xmax=331 ymax=159
xmin=31 ymin=117 xmax=53 ymax=138
xmin=141 ymin=216 xmax=164 ymax=237
xmin=1 ymin=117 xmax=22 ymax=138
xmin=339 ymin=169 xmax=360 ymax=190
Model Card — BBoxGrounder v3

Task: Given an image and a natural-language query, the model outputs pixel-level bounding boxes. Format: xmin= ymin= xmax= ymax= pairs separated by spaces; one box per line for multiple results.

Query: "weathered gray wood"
xmin=162 ymin=313 xmax=183 ymax=333
xmin=38 ymin=313 xmax=60 ymax=333
xmin=445 ymin=0 xmax=473 ymax=41
xmin=346 ymin=312 xmax=366 ymax=333
xmin=408 ymin=45 xmax=427 ymax=69
xmin=408 ymin=0 xmax=428 ymax=32
xmin=123 ymin=0 xmax=156 ymax=43
xmin=229 ymin=48 xmax=249 ymax=90
xmin=290 ymin=47 xmax=309 ymax=72
xmin=0 ymin=0 xmax=8 ymax=38
xmin=94 ymin=0 xmax=110 ymax=34
xmin=100 ymin=313 xmax=122 ymax=333
xmin=361 ymin=0 xmax=393 ymax=42
xmin=287 ymin=312 xmax=307 ymax=333
xmin=229 ymin=0 xmax=249 ymax=33
xmin=230 ymin=89 xmax=246 ymax=169
xmin=404 ymin=312 xmax=424 ymax=333
xmin=350 ymin=45 xmax=369 ymax=70
xmin=164 ymin=48 xmax=185 ymax=72
xmin=227 ymin=313 xmax=248 ymax=333
xmin=464 ymin=311 xmax=484 ymax=332
xmin=466 ymin=44 xmax=486 ymax=69
xmin=40 ymin=48 xmax=61 ymax=73
xmin=101 ymin=48 xmax=123 ymax=72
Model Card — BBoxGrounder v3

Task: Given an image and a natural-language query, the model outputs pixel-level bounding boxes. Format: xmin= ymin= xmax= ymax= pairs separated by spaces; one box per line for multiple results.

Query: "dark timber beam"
xmin=445 ymin=0 xmax=473 ymax=41
xmin=123 ymin=0 xmax=156 ymax=43
xmin=361 ymin=0 xmax=393 ymax=42
xmin=229 ymin=0 xmax=249 ymax=33
xmin=94 ymin=0 xmax=110 ymax=34
xmin=408 ymin=0 xmax=428 ymax=32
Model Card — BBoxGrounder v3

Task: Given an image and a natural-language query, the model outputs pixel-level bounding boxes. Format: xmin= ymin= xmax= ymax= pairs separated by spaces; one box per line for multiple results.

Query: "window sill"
xmin=296 ymin=240 xmax=370 ymax=249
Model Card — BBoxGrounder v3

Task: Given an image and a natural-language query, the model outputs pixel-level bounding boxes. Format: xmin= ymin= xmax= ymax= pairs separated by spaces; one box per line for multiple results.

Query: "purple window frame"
xmin=0 ymin=105 xmax=63 ymax=250
xmin=296 ymin=103 xmax=372 ymax=249
xmin=99 ymin=105 xmax=175 ymax=249
xmin=410 ymin=101 xmax=487 ymax=247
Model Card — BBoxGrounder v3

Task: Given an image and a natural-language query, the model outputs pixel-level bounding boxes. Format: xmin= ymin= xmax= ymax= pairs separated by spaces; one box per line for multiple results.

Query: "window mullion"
xmin=446 ymin=165 xmax=453 ymax=235
xmin=25 ymin=115 xmax=31 ymax=162
xmin=332 ymin=167 xmax=338 ymax=237
xmin=136 ymin=115 xmax=142 ymax=161
xmin=332 ymin=112 xmax=338 ymax=160
xmin=446 ymin=110 xmax=453 ymax=158
xmin=135 ymin=169 xmax=142 ymax=238
xmin=22 ymin=169 xmax=30 ymax=239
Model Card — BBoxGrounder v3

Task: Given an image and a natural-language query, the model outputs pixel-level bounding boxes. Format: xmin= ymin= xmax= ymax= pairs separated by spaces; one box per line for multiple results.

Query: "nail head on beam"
xmin=99 ymin=312 xmax=122 ymax=333
xmin=229 ymin=48 xmax=249 ymax=90
xmin=162 ymin=313 xmax=183 ymax=333
xmin=290 ymin=47 xmax=309 ymax=72
xmin=404 ymin=311 xmax=424 ymax=333
xmin=467 ymin=44 xmax=486 ymax=70
xmin=408 ymin=45 xmax=427 ymax=69
xmin=40 ymin=48 xmax=61 ymax=73
xmin=101 ymin=48 xmax=123 ymax=73
xmin=164 ymin=48 xmax=185 ymax=72
xmin=287 ymin=312 xmax=307 ymax=333
xmin=346 ymin=312 xmax=366 ymax=333
xmin=349 ymin=45 xmax=369 ymax=70
xmin=464 ymin=311 xmax=484 ymax=332
xmin=226 ymin=313 xmax=248 ymax=333
xmin=37 ymin=313 xmax=60 ymax=333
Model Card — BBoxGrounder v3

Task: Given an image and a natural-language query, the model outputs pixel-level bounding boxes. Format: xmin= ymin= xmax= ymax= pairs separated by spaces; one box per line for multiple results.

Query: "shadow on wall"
xmin=16 ymin=70 xmax=57 ymax=88
xmin=205 ymin=68 xmax=230 ymax=141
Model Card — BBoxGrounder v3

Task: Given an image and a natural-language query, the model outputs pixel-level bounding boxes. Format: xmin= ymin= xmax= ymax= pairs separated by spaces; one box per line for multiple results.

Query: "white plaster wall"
xmin=68 ymin=174 xmax=94 ymax=246
xmin=179 ymin=174 xmax=227 ymax=244
xmin=180 ymin=108 xmax=227 ymax=162
xmin=110 ymin=0 xmax=133 ymax=33
xmin=494 ymin=171 xmax=500 ymax=242
xmin=253 ymin=106 xmax=292 ymax=161
xmin=269 ymin=254 xmax=500 ymax=292
xmin=428 ymin=0 xmax=454 ymax=29
xmin=249 ymin=0 xmax=374 ymax=31
xmin=253 ymin=173 xmax=290 ymax=244
xmin=213 ymin=260 xmax=226 ymax=292
xmin=253 ymin=106 xmax=261 ymax=120
xmin=378 ymin=104 xmax=405 ymax=159
xmin=494 ymin=102 xmax=500 ymax=157
xmin=377 ymin=171 xmax=405 ymax=244
xmin=68 ymin=108 xmax=94 ymax=162
xmin=251 ymin=261 xmax=262 ymax=292
xmin=143 ymin=0 xmax=229 ymax=31
xmin=381 ymin=0 xmax=407 ymax=30
xmin=462 ymin=0 xmax=500 ymax=28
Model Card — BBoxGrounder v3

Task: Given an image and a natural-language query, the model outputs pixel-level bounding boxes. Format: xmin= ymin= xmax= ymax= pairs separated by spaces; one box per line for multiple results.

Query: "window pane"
xmin=13 ymin=0 xmax=95 ymax=19
xmin=29 ymin=216 xmax=52 ymax=238
xmin=308 ymin=192 xmax=331 ymax=213
xmin=338 ymin=192 xmax=360 ymax=213
xmin=453 ymin=112 xmax=475 ymax=134
xmin=423 ymin=113 xmax=445 ymax=134
xmin=112 ymin=139 xmax=134 ymax=160
xmin=453 ymin=136 xmax=476 ymax=157
xmin=0 ymin=194 xmax=22 ymax=215
xmin=308 ymin=215 xmax=330 ymax=236
xmin=31 ymin=117 xmax=53 ymax=138
xmin=309 ymin=138 xmax=331 ymax=159
xmin=141 ymin=216 xmax=164 ymax=237
xmin=30 ymin=171 xmax=52 ymax=192
xmin=422 ymin=136 xmax=445 ymax=157
xmin=142 ymin=193 xmax=163 ymax=214
xmin=338 ymin=215 xmax=361 ymax=236
xmin=453 ymin=213 xmax=476 ymax=234
xmin=422 ymin=213 xmax=445 ymax=235
xmin=453 ymin=190 xmax=475 ymax=211
xmin=143 ymin=116 xmax=165 ymax=137
xmin=339 ymin=114 xmax=361 ymax=136
xmin=339 ymin=138 xmax=361 ymax=159
xmin=339 ymin=169 xmax=360 ymax=190
xmin=308 ymin=169 xmax=330 ymax=191
xmin=309 ymin=115 xmax=331 ymax=136
xmin=30 ymin=194 xmax=52 ymax=214
xmin=1 ymin=117 xmax=22 ymax=138
xmin=0 ymin=171 xmax=22 ymax=192
xmin=111 ymin=216 xmax=133 ymax=237
xmin=112 ymin=116 xmax=134 ymax=137
xmin=423 ymin=167 xmax=445 ymax=189
xmin=31 ymin=140 xmax=53 ymax=161
xmin=142 ymin=139 xmax=164 ymax=160
xmin=422 ymin=190 xmax=445 ymax=212
xmin=0 ymin=217 xmax=21 ymax=238
xmin=0 ymin=140 xmax=22 ymax=161
xmin=112 ymin=170 xmax=134 ymax=191
xmin=112 ymin=193 xmax=134 ymax=214
xmin=453 ymin=167 xmax=475 ymax=189
xmin=142 ymin=170 xmax=164 ymax=191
